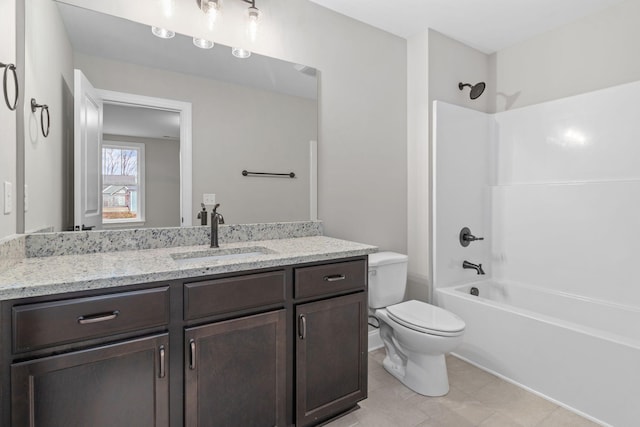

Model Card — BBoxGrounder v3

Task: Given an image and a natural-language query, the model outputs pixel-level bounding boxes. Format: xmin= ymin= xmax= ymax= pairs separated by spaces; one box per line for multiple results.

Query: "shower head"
xmin=458 ymin=82 xmax=486 ymax=100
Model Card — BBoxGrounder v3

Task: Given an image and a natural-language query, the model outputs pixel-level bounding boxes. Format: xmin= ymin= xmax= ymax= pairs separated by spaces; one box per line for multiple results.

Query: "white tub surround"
xmin=438 ymin=282 xmax=639 ymax=427
xmin=432 ymin=102 xmax=493 ymax=291
xmin=433 ymin=80 xmax=640 ymax=426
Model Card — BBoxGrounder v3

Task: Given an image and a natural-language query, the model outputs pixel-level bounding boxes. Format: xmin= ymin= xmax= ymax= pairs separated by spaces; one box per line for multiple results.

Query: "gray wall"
xmin=62 ymin=0 xmax=408 ymax=252
xmin=23 ymin=0 xmax=74 ymax=233
xmin=492 ymin=0 xmax=640 ymax=112
xmin=0 ymin=0 xmax=17 ymax=239
xmin=407 ymin=30 xmax=430 ymax=301
xmin=103 ymin=134 xmax=180 ymax=229
xmin=75 ymin=53 xmax=316 ymax=225
xmin=428 ymin=30 xmax=493 ymax=114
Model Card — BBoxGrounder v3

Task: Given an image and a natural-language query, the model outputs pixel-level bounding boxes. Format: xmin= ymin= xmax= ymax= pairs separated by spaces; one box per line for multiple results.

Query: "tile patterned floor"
xmin=326 ymin=349 xmax=600 ymax=427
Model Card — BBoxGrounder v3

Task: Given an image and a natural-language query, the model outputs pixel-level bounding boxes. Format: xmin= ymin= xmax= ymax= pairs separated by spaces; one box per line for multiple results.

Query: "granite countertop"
xmin=0 ymin=236 xmax=377 ymax=300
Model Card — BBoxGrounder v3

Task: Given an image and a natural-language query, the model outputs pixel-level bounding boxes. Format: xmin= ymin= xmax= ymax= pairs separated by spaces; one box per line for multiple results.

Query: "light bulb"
xmin=151 ymin=26 xmax=175 ymax=39
xmin=246 ymin=6 xmax=261 ymax=42
xmin=160 ymin=0 xmax=175 ymax=18
xmin=193 ymin=37 xmax=214 ymax=49
xmin=204 ymin=0 xmax=221 ymax=23
xmin=232 ymin=47 xmax=251 ymax=59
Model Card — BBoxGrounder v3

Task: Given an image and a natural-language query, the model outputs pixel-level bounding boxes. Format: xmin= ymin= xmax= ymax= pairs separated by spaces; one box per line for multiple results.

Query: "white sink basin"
xmin=171 ymin=247 xmax=273 ymax=264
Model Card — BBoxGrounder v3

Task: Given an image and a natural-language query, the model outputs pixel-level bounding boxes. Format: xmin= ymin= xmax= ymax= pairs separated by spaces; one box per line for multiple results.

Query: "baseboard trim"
xmin=368 ymin=329 xmax=383 ymax=352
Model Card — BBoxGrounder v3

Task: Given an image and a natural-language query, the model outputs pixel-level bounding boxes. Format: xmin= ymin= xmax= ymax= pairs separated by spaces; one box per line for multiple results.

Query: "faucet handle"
xmin=460 ymin=227 xmax=484 ymax=247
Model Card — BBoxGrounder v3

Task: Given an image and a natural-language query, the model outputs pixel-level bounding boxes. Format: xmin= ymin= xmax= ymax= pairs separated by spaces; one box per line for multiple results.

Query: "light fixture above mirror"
xmin=245 ymin=2 xmax=261 ymax=42
xmin=198 ymin=0 xmax=222 ymax=23
xmin=153 ymin=1 xmax=262 ymax=56
xmin=196 ymin=0 xmax=261 ymax=36
xmin=195 ymin=0 xmax=261 ymax=57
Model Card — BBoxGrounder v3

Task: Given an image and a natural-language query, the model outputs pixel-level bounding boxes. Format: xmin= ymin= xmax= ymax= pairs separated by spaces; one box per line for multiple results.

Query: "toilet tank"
xmin=368 ymin=252 xmax=409 ymax=309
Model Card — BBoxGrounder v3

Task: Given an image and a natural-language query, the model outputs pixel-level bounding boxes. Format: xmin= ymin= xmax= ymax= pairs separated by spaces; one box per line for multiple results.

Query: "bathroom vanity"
xmin=0 ymin=227 xmax=376 ymax=427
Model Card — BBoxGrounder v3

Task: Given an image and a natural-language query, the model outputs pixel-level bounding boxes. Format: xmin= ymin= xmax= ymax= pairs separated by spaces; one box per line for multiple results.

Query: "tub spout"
xmin=463 ymin=260 xmax=485 ymax=275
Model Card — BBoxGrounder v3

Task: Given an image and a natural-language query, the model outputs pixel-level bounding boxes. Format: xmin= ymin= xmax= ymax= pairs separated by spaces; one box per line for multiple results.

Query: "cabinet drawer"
xmin=13 ymin=287 xmax=170 ymax=353
xmin=184 ymin=271 xmax=286 ymax=320
xmin=294 ymin=260 xmax=367 ymax=299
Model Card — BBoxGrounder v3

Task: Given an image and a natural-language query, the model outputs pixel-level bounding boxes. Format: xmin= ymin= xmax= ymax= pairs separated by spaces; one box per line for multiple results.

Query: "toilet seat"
xmin=386 ymin=300 xmax=465 ymax=337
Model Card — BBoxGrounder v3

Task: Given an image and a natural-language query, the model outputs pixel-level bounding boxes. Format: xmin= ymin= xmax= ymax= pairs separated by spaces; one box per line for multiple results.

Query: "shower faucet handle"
xmin=464 ymin=234 xmax=484 ymax=242
xmin=460 ymin=227 xmax=484 ymax=247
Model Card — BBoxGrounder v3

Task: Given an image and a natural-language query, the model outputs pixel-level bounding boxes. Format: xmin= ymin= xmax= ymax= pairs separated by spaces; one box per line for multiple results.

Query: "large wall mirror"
xmin=22 ymin=0 xmax=318 ymax=233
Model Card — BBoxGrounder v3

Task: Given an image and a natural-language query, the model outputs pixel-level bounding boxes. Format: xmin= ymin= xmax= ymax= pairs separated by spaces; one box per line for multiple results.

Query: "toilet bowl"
xmin=369 ymin=252 xmax=465 ymax=396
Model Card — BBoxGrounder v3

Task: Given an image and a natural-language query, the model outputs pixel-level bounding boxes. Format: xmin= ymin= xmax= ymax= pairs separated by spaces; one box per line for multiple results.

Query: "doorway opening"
xmin=74 ymin=84 xmax=193 ymax=229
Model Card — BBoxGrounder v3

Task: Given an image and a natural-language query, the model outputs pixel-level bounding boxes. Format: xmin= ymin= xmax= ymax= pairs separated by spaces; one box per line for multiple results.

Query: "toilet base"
xmin=382 ymin=351 xmax=450 ymax=397
xmin=374 ymin=307 xmax=461 ymax=397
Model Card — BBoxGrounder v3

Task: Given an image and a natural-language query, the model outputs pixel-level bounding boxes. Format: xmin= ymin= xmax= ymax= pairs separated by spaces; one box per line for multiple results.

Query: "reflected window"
xmin=102 ymin=142 xmax=145 ymax=224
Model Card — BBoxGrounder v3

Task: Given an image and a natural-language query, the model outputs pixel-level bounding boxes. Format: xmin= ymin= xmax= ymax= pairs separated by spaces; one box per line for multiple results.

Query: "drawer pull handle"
xmin=323 ymin=274 xmax=346 ymax=282
xmin=77 ymin=310 xmax=120 ymax=324
xmin=159 ymin=345 xmax=166 ymax=378
xmin=189 ymin=339 xmax=196 ymax=370
xmin=299 ymin=314 xmax=306 ymax=340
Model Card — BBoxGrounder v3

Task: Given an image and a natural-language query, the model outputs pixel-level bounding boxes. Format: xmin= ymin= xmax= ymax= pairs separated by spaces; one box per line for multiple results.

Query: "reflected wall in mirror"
xmin=23 ymin=0 xmax=318 ymax=232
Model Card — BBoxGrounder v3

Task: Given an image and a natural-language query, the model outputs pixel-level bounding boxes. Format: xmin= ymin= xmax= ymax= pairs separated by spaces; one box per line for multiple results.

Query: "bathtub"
xmin=437 ymin=281 xmax=640 ymax=427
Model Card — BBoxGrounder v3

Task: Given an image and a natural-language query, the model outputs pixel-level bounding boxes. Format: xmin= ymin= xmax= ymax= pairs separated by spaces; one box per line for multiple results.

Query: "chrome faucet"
xmin=463 ymin=260 xmax=485 ymax=275
xmin=210 ymin=203 xmax=225 ymax=248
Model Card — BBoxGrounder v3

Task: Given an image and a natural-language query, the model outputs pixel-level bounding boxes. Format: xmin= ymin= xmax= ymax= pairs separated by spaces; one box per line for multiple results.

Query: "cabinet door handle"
xmin=77 ymin=310 xmax=120 ymax=324
xmin=323 ymin=274 xmax=346 ymax=282
xmin=159 ymin=345 xmax=166 ymax=378
xmin=189 ymin=339 xmax=196 ymax=370
xmin=299 ymin=314 xmax=306 ymax=340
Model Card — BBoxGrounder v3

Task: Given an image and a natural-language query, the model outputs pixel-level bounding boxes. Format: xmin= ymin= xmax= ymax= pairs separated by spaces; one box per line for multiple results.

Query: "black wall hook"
xmin=0 ymin=62 xmax=19 ymax=111
xmin=31 ymin=98 xmax=50 ymax=138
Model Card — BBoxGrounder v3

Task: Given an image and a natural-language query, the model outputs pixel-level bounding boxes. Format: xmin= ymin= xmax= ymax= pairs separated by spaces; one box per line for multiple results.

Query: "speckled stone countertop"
xmin=0 ymin=236 xmax=377 ymax=301
xmin=24 ymin=221 xmax=324 ymax=258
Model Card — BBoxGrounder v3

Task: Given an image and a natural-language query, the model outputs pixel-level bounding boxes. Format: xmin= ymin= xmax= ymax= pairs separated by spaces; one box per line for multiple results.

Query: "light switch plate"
xmin=3 ymin=181 xmax=12 ymax=214
xmin=202 ymin=193 xmax=216 ymax=205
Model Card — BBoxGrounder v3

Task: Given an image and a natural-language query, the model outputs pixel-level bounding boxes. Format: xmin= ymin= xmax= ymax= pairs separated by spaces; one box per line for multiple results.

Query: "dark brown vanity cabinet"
xmin=2 ymin=256 xmax=369 ymax=427
xmin=294 ymin=260 xmax=369 ymax=427
xmin=7 ymin=287 xmax=171 ymax=427
xmin=11 ymin=333 xmax=169 ymax=427
xmin=183 ymin=270 xmax=288 ymax=427
xmin=184 ymin=310 xmax=287 ymax=427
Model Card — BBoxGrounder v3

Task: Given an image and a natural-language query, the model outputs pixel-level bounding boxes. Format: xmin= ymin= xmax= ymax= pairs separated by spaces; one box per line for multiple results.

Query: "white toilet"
xmin=369 ymin=252 xmax=465 ymax=397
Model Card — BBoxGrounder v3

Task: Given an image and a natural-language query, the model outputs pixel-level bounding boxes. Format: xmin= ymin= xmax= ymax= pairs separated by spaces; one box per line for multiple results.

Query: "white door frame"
xmin=74 ymin=70 xmax=104 ymax=231
xmin=97 ymin=89 xmax=193 ymax=226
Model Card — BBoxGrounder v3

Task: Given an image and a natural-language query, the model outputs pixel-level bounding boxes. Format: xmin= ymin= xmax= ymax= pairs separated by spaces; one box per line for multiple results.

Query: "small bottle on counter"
xmin=196 ymin=203 xmax=208 ymax=226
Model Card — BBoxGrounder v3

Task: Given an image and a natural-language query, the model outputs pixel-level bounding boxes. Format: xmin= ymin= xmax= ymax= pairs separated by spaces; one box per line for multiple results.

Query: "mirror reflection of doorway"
xmin=72 ymin=69 xmax=193 ymax=231
xmin=102 ymin=104 xmax=181 ymax=228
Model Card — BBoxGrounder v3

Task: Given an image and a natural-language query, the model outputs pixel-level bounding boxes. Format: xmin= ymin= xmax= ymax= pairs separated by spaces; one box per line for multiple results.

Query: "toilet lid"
xmin=386 ymin=300 xmax=465 ymax=337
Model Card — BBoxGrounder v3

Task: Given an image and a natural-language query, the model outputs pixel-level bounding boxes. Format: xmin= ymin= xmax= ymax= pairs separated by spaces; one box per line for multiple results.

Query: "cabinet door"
xmin=11 ymin=333 xmax=169 ymax=427
xmin=296 ymin=292 xmax=368 ymax=427
xmin=185 ymin=310 xmax=287 ymax=427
